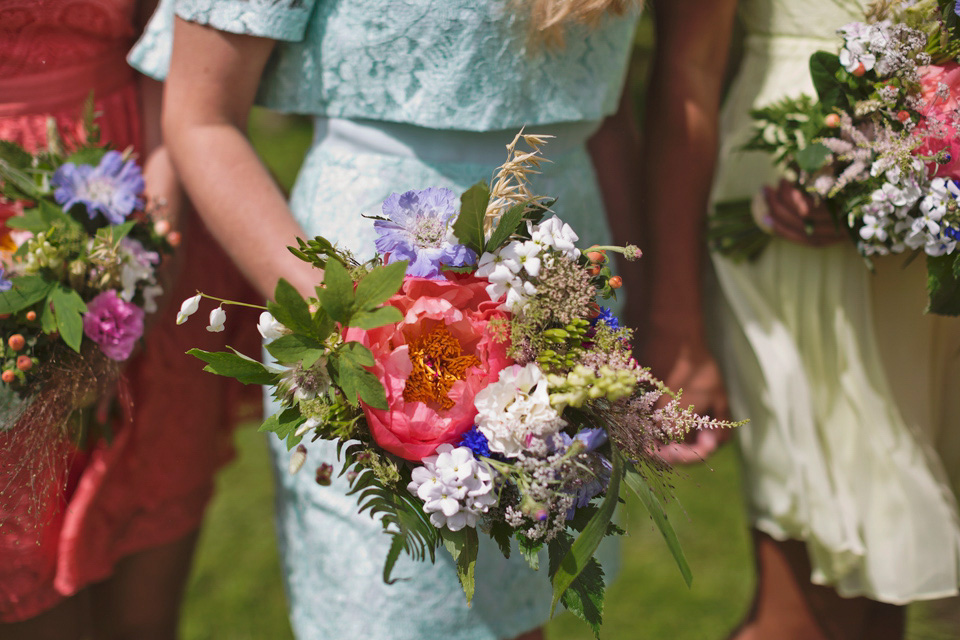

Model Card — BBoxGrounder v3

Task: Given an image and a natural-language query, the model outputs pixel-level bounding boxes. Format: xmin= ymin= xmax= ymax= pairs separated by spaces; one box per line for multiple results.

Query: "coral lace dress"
xmin=0 ymin=0 xmax=260 ymax=622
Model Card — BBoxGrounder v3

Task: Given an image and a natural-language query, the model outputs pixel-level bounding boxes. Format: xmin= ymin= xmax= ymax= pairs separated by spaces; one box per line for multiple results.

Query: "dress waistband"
xmin=310 ymin=117 xmax=600 ymax=167
xmin=0 ymin=47 xmax=135 ymax=118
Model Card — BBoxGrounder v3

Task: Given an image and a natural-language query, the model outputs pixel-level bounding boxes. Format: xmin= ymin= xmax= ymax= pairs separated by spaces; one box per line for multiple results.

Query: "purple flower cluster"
xmin=374 ymin=188 xmax=477 ymax=278
xmin=82 ymin=290 xmax=144 ymax=361
xmin=52 ymin=150 xmax=144 ymax=225
xmin=0 ymin=267 xmax=11 ymax=292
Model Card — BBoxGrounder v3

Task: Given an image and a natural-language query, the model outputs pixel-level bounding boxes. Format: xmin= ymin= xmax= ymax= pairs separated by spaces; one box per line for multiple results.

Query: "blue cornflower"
xmin=590 ymin=305 xmax=621 ymax=330
xmin=457 ymin=426 xmax=490 ymax=458
xmin=52 ymin=150 xmax=144 ymax=225
xmin=0 ymin=267 xmax=11 ymax=292
xmin=374 ymin=188 xmax=477 ymax=278
xmin=945 ymin=227 xmax=960 ymax=242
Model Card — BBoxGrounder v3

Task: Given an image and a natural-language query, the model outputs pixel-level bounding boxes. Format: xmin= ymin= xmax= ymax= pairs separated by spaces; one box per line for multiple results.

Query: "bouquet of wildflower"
xmin=0 ymin=112 xmax=175 ymax=433
xmin=183 ymin=133 xmax=734 ymax=635
xmin=710 ymin=0 xmax=960 ymax=314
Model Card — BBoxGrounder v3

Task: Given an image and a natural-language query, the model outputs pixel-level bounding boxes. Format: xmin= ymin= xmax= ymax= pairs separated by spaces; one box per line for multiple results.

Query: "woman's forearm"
xmin=642 ymin=0 xmax=737 ymax=332
xmin=163 ymin=19 xmax=318 ymax=301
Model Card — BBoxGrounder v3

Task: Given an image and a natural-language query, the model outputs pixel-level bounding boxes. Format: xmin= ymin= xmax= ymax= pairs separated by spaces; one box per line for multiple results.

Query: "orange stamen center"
xmin=403 ymin=326 xmax=480 ymax=409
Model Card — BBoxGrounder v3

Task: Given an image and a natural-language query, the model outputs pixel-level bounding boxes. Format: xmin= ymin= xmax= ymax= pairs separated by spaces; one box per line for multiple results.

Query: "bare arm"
xmin=162 ymin=17 xmax=318 ymax=300
xmin=639 ymin=0 xmax=738 ymax=461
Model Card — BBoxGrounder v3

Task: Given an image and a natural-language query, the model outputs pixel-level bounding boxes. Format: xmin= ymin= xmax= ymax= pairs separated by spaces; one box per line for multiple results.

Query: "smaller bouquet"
xmin=0 ymin=108 xmax=174 ymax=434
xmin=183 ymin=133 xmax=736 ymax=636
xmin=711 ymin=0 xmax=960 ymax=315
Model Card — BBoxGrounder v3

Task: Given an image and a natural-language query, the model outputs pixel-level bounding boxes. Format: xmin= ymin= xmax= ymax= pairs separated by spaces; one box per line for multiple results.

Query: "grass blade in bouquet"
xmin=0 ymin=112 xmax=176 ymax=529
xmin=183 ymin=132 xmax=739 ymax=636
xmin=711 ymin=0 xmax=960 ymax=314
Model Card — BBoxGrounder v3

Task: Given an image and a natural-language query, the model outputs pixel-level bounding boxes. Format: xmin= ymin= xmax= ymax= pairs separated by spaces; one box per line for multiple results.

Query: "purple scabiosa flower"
xmin=374 ymin=188 xmax=477 ymax=278
xmin=559 ymin=428 xmax=612 ymax=519
xmin=457 ymin=426 xmax=491 ymax=458
xmin=52 ymin=150 xmax=144 ymax=225
xmin=0 ymin=267 xmax=12 ymax=292
xmin=82 ymin=289 xmax=145 ymax=361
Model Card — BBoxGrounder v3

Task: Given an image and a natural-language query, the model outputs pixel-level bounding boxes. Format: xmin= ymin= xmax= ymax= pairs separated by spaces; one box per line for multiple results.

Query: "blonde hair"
xmin=528 ymin=0 xmax=640 ymax=46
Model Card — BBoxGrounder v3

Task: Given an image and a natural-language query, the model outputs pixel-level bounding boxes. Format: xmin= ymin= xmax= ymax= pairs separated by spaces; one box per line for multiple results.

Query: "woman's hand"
xmin=640 ymin=318 xmax=732 ymax=465
xmin=763 ymin=179 xmax=847 ymax=247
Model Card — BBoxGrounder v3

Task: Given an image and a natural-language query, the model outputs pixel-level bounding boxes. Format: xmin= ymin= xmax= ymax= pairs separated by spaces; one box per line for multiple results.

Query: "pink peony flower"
xmin=344 ymin=274 xmax=512 ymax=461
xmin=915 ymin=63 xmax=960 ymax=180
xmin=82 ymin=290 xmax=145 ymax=361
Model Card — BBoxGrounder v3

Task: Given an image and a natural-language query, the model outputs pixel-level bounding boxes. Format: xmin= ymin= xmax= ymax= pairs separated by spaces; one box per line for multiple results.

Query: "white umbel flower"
xmin=176 ymin=294 xmax=202 ymax=325
xmin=475 ymin=363 xmax=565 ymax=457
xmin=407 ymin=444 xmax=496 ymax=531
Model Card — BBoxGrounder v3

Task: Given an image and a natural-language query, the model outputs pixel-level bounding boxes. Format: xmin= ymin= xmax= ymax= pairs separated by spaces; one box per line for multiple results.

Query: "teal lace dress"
xmin=130 ymin=2 xmax=639 ymax=637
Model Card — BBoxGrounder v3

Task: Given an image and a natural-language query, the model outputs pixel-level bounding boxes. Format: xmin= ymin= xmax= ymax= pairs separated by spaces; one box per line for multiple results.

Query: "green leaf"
xmin=809 ymin=51 xmax=845 ymax=110
xmin=349 ymin=305 xmax=402 ymax=330
xmin=0 ymin=276 xmax=55 ymax=314
xmin=795 ymin=142 xmax=831 ymax=173
xmin=453 ymin=181 xmax=490 ymax=254
xmin=0 ymin=156 xmax=43 ymax=201
xmin=39 ymin=199 xmax=81 ymax=230
xmin=265 ymin=333 xmax=325 ymax=366
xmin=354 ymin=261 xmax=406 ymax=310
xmin=926 ymin=253 xmax=960 ymax=316
xmin=442 ymin=528 xmax=479 ymax=605
xmin=257 ymin=406 xmax=305 ymax=449
xmin=40 ymin=296 xmax=57 ymax=333
xmin=517 ymin=535 xmax=541 ymax=571
xmin=50 ymin=286 xmax=87 ymax=353
xmin=64 ymin=146 xmax=105 ymax=168
xmin=187 ymin=347 xmax=279 ymax=385
xmin=485 ymin=201 xmax=528 ymax=252
xmin=382 ymin=535 xmax=407 ymax=585
xmin=548 ymin=533 xmax=606 ymax=637
xmin=6 ymin=208 xmax=50 ymax=234
xmin=334 ymin=358 xmax=387 ymax=409
xmin=316 ymin=259 xmax=355 ymax=325
xmin=622 ymin=461 xmax=693 ymax=587
xmin=0 ymin=140 xmax=31 ymax=171
xmin=338 ymin=341 xmax=375 ymax=367
xmin=489 ymin=521 xmax=513 ymax=559
xmin=269 ymin=279 xmax=314 ymax=336
xmin=550 ymin=448 xmax=622 ymax=616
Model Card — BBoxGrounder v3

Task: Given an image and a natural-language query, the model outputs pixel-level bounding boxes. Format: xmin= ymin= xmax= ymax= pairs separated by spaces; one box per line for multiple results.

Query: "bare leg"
xmin=0 ymin=591 xmax=90 ymax=640
xmin=731 ymin=530 xmax=904 ymax=640
xmin=90 ymin=529 xmax=200 ymax=640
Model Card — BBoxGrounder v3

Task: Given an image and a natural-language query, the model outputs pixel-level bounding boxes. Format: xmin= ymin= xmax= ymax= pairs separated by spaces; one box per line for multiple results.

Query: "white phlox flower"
xmin=476 ymin=251 xmax=503 ymax=278
xmin=207 ymin=306 xmax=226 ymax=333
xmin=839 ymin=40 xmax=876 ymax=74
xmin=859 ymin=214 xmax=888 ymax=242
xmin=500 ymin=240 xmax=543 ymax=277
xmin=177 ymin=294 xmax=202 ymax=325
xmin=475 ymin=363 xmax=566 ymax=457
xmin=258 ymin=311 xmax=291 ymax=343
xmin=407 ymin=444 xmax=496 ymax=531
xmin=529 ymin=216 xmax=580 ymax=259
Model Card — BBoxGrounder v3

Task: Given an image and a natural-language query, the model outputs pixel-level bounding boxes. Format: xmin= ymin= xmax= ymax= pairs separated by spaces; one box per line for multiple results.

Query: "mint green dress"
xmin=710 ymin=0 xmax=960 ymax=604
xmin=130 ymin=2 xmax=639 ymax=637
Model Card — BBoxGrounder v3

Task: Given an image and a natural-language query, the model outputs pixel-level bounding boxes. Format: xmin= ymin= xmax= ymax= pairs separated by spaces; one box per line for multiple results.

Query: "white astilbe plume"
xmin=484 ymin=131 xmax=553 ymax=234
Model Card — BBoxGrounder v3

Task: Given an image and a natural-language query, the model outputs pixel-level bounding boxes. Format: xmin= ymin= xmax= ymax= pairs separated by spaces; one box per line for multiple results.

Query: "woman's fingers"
xmin=764 ymin=182 xmax=846 ymax=246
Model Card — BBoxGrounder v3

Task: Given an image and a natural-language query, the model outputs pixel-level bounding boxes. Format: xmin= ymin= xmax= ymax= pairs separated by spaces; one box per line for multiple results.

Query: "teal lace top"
xmin=129 ymin=0 xmax=638 ymax=130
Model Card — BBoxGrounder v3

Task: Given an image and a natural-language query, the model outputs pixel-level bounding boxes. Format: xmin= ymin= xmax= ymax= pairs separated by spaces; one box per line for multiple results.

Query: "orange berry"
xmin=608 ymin=276 xmax=623 ymax=289
xmin=586 ymin=250 xmax=606 ymax=264
xmin=8 ymin=334 xmax=25 ymax=351
xmin=852 ymin=62 xmax=866 ymax=77
xmin=16 ymin=355 xmax=31 ymax=372
xmin=897 ymin=110 xmax=910 ymax=123
xmin=25 ymin=311 xmax=36 ymax=322
xmin=588 ymin=266 xmax=602 ymax=276
xmin=154 ymin=219 xmax=171 ymax=236
xmin=824 ymin=114 xmax=841 ymax=128
xmin=1 ymin=370 xmax=14 ymax=384
xmin=167 ymin=231 xmax=182 ymax=247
